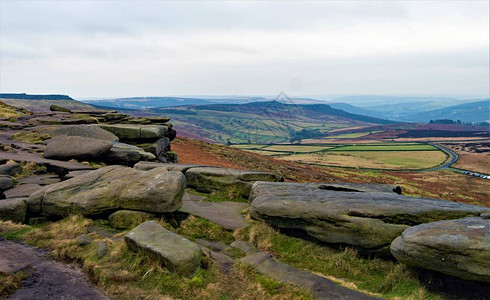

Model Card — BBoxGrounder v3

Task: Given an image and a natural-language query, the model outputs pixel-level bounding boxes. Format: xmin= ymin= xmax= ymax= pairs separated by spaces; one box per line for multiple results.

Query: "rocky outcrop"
xmin=0 ymin=198 xmax=27 ymax=222
xmin=28 ymin=166 xmax=185 ymax=216
xmin=249 ymin=181 xmax=490 ymax=255
xmin=134 ymin=162 xmax=207 ymax=173
xmin=44 ymin=136 xmax=113 ymax=160
xmin=108 ymin=210 xmax=154 ymax=229
xmin=391 ymin=217 xmax=490 ymax=282
xmin=186 ymin=167 xmax=283 ymax=198
xmin=124 ymin=221 xmax=201 ymax=276
xmin=97 ymin=124 xmax=168 ymax=140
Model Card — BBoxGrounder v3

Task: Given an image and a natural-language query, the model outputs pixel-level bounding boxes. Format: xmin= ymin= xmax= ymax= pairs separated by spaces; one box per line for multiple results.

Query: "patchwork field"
xmin=232 ymin=142 xmax=448 ymax=170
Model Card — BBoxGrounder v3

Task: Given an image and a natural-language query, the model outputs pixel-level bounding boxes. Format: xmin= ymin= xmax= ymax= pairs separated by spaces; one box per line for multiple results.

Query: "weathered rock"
xmin=156 ymin=137 xmax=171 ymax=162
xmin=101 ymin=148 xmax=141 ymax=166
xmin=134 ymin=162 xmax=208 ymax=173
xmin=0 ymin=198 xmax=27 ymax=223
xmin=76 ymin=234 xmax=93 ymax=246
xmin=111 ymin=142 xmax=156 ymax=161
xmin=98 ymin=124 xmax=168 ymax=140
xmin=0 ymin=163 xmax=22 ymax=176
xmin=29 ymin=166 xmax=185 ymax=216
xmin=200 ymin=246 xmax=234 ymax=274
xmin=231 ymin=240 xmax=257 ymax=255
xmin=481 ymin=212 xmax=490 ymax=219
xmin=47 ymin=124 xmax=119 ymax=141
xmin=50 ymin=104 xmax=71 ymax=113
xmin=0 ymin=175 xmax=14 ymax=191
xmin=4 ymin=183 xmax=43 ymax=198
xmin=186 ymin=167 xmax=283 ymax=198
xmin=125 ymin=221 xmax=201 ymax=276
xmin=391 ymin=217 xmax=490 ymax=282
xmin=97 ymin=241 xmax=109 ymax=259
xmin=45 ymin=136 xmax=113 ymax=160
xmin=241 ymin=252 xmax=378 ymax=299
xmin=108 ymin=210 xmax=155 ymax=229
xmin=249 ymin=181 xmax=490 ymax=254
xmin=64 ymin=170 xmax=92 ymax=180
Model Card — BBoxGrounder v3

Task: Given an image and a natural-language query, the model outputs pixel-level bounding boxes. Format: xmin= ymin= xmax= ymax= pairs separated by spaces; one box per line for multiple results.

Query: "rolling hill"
xmin=403 ymin=99 xmax=490 ymax=123
xmin=152 ymin=101 xmax=394 ymax=144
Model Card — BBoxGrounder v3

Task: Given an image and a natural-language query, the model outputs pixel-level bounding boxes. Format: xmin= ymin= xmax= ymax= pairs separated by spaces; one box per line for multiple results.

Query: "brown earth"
xmin=441 ymin=142 xmax=490 ymax=175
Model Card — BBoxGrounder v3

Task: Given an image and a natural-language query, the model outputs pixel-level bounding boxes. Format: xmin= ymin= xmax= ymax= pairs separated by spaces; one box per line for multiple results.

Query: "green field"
xmin=234 ymin=142 xmax=448 ymax=170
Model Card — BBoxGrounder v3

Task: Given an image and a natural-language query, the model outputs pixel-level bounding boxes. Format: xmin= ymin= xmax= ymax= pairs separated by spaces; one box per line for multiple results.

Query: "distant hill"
xmin=404 ymin=100 xmax=490 ymax=123
xmin=329 ymin=103 xmax=385 ymax=119
xmin=0 ymin=93 xmax=94 ymax=112
xmin=153 ymin=100 xmax=394 ymax=143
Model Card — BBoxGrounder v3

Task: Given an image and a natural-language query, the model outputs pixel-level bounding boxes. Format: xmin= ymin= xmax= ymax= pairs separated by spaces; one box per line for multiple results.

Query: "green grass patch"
xmin=330 ymin=144 xmax=436 ymax=151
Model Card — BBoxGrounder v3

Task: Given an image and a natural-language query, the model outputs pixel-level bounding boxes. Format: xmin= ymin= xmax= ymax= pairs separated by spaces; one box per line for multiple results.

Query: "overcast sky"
xmin=0 ymin=1 xmax=489 ymax=99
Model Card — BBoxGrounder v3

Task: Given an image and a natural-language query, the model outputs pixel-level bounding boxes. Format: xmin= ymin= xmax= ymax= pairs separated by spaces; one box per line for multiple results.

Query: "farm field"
xmin=233 ymin=142 xmax=448 ymax=170
xmin=279 ymin=151 xmax=448 ymax=170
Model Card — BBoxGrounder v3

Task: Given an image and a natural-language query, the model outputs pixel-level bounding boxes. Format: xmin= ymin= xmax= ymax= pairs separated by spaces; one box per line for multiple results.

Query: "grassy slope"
xmin=0 ymin=99 xmax=94 ymax=112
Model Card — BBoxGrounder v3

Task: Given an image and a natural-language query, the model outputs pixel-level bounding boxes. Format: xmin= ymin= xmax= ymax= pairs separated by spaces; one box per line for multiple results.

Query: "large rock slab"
xmin=98 ymin=124 xmax=168 ymax=140
xmin=391 ymin=217 xmax=490 ymax=282
xmin=111 ymin=142 xmax=155 ymax=161
xmin=124 ymin=221 xmax=201 ymax=276
xmin=0 ymin=198 xmax=27 ymax=222
xmin=44 ymin=136 xmax=113 ymax=160
xmin=0 ymin=175 xmax=14 ymax=191
xmin=186 ymin=167 xmax=283 ymax=198
xmin=28 ymin=166 xmax=185 ymax=216
xmin=241 ymin=252 xmax=378 ymax=299
xmin=249 ymin=181 xmax=490 ymax=254
xmin=4 ymin=183 xmax=43 ymax=198
xmin=47 ymin=124 xmax=119 ymax=141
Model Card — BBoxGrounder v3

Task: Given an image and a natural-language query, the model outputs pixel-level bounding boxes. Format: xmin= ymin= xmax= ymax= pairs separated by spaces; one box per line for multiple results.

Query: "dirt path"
xmin=0 ymin=238 xmax=108 ymax=300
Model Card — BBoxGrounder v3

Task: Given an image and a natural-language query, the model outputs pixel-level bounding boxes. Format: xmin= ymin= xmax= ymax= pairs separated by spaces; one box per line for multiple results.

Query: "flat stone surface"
xmin=4 ymin=183 xmax=43 ymax=198
xmin=0 ymin=239 xmax=108 ymax=299
xmin=195 ymin=239 xmax=231 ymax=252
xmin=0 ymin=163 xmax=22 ymax=176
xmin=98 ymin=124 xmax=168 ymax=140
xmin=201 ymin=246 xmax=234 ymax=274
xmin=250 ymin=181 xmax=490 ymax=254
xmin=391 ymin=217 xmax=490 ymax=282
xmin=46 ymin=124 xmax=119 ymax=141
xmin=64 ymin=170 xmax=93 ymax=179
xmin=125 ymin=221 xmax=201 ymax=276
xmin=0 ymin=151 xmax=94 ymax=176
xmin=241 ymin=252 xmax=379 ymax=300
xmin=18 ymin=175 xmax=60 ymax=186
xmin=231 ymin=240 xmax=257 ymax=255
xmin=180 ymin=194 xmax=248 ymax=230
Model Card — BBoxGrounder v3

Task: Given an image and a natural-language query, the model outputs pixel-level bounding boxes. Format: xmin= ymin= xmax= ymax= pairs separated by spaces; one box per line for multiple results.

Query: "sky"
xmin=0 ymin=1 xmax=489 ymax=99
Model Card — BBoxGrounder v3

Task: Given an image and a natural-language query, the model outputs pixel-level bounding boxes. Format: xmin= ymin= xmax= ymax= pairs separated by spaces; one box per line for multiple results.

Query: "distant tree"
xmin=429 ymin=120 xmax=434 ymax=124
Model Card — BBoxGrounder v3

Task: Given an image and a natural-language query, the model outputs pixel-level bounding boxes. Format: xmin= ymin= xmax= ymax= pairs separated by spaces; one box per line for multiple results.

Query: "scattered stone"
xmin=47 ymin=124 xmax=119 ymax=141
xmin=134 ymin=162 xmax=208 ymax=173
xmin=0 ymin=175 xmax=14 ymax=191
xmin=98 ymin=124 xmax=168 ymax=140
xmin=76 ymin=234 xmax=93 ymax=246
xmin=125 ymin=221 xmax=201 ymax=276
xmin=97 ymin=241 xmax=109 ymax=259
xmin=0 ymin=162 xmax=22 ymax=176
xmin=44 ymin=136 xmax=113 ymax=160
xmin=249 ymin=181 xmax=490 ymax=255
xmin=195 ymin=239 xmax=232 ymax=252
xmin=241 ymin=252 xmax=378 ymax=299
xmin=185 ymin=167 xmax=283 ymax=198
xmin=4 ymin=183 xmax=43 ymax=198
xmin=50 ymin=104 xmax=72 ymax=113
xmin=87 ymin=226 xmax=119 ymax=239
xmin=29 ymin=166 xmax=185 ymax=216
xmin=108 ymin=210 xmax=155 ymax=229
xmin=231 ymin=240 xmax=257 ymax=255
xmin=201 ymin=246 xmax=234 ymax=274
xmin=391 ymin=217 xmax=490 ymax=283
xmin=0 ymin=198 xmax=27 ymax=222
xmin=180 ymin=196 xmax=248 ymax=230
